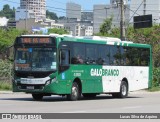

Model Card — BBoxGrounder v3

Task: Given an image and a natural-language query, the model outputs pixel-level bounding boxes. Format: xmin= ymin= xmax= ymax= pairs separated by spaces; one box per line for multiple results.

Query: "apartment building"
xmin=16 ymin=0 xmax=46 ymax=21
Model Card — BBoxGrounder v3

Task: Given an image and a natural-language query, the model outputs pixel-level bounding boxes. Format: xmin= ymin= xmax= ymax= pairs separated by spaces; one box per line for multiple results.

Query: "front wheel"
xmin=67 ymin=82 xmax=80 ymax=101
xmin=32 ymin=94 xmax=43 ymax=101
xmin=112 ymin=81 xmax=128 ymax=98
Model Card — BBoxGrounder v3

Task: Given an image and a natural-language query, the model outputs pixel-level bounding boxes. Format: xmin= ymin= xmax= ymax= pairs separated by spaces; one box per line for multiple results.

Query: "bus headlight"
xmin=51 ymin=78 xmax=57 ymax=83
xmin=45 ymin=77 xmax=57 ymax=86
xmin=45 ymin=80 xmax=51 ymax=86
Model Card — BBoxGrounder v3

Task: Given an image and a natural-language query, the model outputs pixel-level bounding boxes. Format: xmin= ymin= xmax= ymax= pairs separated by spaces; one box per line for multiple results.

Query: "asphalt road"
xmin=0 ymin=91 xmax=160 ymax=113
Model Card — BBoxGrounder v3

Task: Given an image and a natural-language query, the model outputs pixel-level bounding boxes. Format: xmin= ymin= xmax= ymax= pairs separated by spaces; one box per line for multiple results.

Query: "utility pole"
xmin=120 ymin=0 xmax=126 ymax=41
xmin=25 ymin=0 xmax=28 ymax=30
xmin=143 ymin=0 xmax=146 ymax=15
xmin=105 ymin=6 xmax=110 ymax=18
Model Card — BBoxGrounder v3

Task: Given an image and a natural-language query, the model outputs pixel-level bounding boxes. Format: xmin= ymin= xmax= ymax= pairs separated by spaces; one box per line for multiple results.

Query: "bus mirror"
xmin=60 ymin=50 xmax=69 ymax=66
xmin=61 ymin=51 xmax=66 ymax=60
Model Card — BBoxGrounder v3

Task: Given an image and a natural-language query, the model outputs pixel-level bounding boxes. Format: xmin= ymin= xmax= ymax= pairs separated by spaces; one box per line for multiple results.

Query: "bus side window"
xmin=71 ymin=43 xmax=85 ymax=64
xmin=60 ymin=50 xmax=70 ymax=66
xmin=85 ymin=44 xmax=97 ymax=64
xmin=97 ymin=45 xmax=110 ymax=65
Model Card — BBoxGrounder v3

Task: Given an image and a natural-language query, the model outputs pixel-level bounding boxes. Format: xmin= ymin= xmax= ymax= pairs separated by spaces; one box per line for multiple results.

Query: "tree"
xmin=0 ymin=4 xmax=15 ymax=19
xmin=48 ymin=28 xmax=68 ymax=35
xmin=3 ymin=4 xmax=10 ymax=12
xmin=99 ymin=17 xmax=113 ymax=35
xmin=59 ymin=16 xmax=66 ymax=20
xmin=0 ymin=28 xmax=27 ymax=52
xmin=46 ymin=10 xmax=58 ymax=20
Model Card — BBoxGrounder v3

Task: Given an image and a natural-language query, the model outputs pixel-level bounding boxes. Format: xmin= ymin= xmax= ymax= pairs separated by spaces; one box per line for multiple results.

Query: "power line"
xmin=125 ymin=5 xmax=140 ymax=16
xmin=1 ymin=0 xmax=112 ymax=12
xmin=128 ymin=0 xmax=144 ymax=23
xmin=1 ymin=0 xmax=19 ymax=4
xmin=47 ymin=0 xmax=66 ymax=5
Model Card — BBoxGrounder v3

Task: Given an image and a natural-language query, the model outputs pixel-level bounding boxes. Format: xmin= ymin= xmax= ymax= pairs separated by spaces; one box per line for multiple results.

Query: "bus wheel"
xmin=83 ymin=93 xmax=97 ymax=98
xmin=112 ymin=81 xmax=128 ymax=98
xmin=32 ymin=94 xmax=43 ymax=101
xmin=67 ymin=82 xmax=80 ymax=101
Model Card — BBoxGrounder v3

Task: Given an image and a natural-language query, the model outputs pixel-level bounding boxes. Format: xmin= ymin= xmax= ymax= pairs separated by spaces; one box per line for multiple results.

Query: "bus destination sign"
xmin=20 ymin=38 xmax=51 ymax=44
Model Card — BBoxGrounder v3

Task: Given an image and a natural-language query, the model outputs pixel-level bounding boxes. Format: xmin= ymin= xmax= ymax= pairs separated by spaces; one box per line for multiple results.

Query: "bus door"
xmin=59 ymin=42 xmax=71 ymax=93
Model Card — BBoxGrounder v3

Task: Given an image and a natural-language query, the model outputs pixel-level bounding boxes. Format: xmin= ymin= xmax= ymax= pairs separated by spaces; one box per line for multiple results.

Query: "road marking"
xmin=122 ymin=106 xmax=142 ymax=109
xmin=61 ymin=111 xmax=86 ymax=113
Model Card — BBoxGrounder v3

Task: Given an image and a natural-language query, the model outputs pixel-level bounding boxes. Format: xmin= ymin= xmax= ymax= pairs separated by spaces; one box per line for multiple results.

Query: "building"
xmin=44 ymin=19 xmax=64 ymax=29
xmin=7 ymin=20 xmax=16 ymax=28
xmin=81 ymin=11 xmax=93 ymax=21
xmin=16 ymin=18 xmax=44 ymax=31
xmin=110 ymin=0 xmax=128 ymax=5
xmin=15 ymin=8 xmax=35 ymax=21
xmin=130 ymin=0 xmax=160 ymax=25
xmin=59 ymin=2 xmax=93 ymax=36
xmin=16 ymin=0 xmax=46 ymax=21
xmin=16 ymin=18 xmax=64 ymax=32
xmin=66 ymin=2 xmax=81 ymax=19
xmin=93 ymin=1 xmax=130 ymax=34
xmin=58 ymin=18 xmax=93 ymax=36
xmin=93 ymin=4 xmax=108 ymax=34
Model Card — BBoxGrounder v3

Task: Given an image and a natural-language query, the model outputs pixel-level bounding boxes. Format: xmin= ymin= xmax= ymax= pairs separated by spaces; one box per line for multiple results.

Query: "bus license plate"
xmin=26 ymin=86 xmax=34 ymax=90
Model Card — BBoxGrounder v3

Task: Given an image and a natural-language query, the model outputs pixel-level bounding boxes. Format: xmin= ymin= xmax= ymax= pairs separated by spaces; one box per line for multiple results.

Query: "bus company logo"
xmin=90 ymin=68 xmax=119 ymax=77
xmin=1 ymin=114 xmax=42 ymax=119
xmin=2 ymin=114 xmax=12 ymax=119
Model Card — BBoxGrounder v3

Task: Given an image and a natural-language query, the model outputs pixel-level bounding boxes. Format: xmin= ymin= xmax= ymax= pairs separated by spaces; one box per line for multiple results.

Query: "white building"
xmin=0 ymin=17 xmax=9 ymax=26
xmin=16 ymin=0 xmax=46 ymax=21
xmin=58 ymin=18 xmax=93 ymax=36
xmin=66 ymin=2 xmax=81 ymax=19
xmin=15 ymin=8 xmax=35 ymax=21
xmin=84 ymin=26 xmax=93 ymax=36
xmin=75 ymin=24 xmax=93 ymax=36
xmin=44 ymin=19 xmax=64 ymax=29
xmin=130 ymin=0 xmax=160 ymax=24
xmin=93 ymin=0 xmax=130 ymax=34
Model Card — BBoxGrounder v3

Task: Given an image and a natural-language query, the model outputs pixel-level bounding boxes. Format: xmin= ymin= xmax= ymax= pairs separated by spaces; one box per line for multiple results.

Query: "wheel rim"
xmin=122 ymin=84 xmax=127 ymax=96
xmin=72 ymin=86 xmax=78 ymax=98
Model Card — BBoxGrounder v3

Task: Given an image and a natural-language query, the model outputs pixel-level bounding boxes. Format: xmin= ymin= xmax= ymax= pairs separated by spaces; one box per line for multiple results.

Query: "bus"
xmin=12 ymin=35 xmax=152 ymax=101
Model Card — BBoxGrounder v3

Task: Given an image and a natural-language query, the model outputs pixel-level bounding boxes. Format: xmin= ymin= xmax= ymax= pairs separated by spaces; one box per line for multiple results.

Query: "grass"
xmin=148 ymin=87 xmax=160 ymax=92
xmin=0 ymin=82 xmax=12 ymax=91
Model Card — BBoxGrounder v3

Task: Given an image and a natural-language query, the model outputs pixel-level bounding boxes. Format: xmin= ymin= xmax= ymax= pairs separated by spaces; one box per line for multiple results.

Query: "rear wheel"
xmin=112 ymin=81 xmax=128 ymax=98
xmin=67 ymin=82 xmax=80 ymax=101
xmin=32 ymin=94 xmax=43 ymax=101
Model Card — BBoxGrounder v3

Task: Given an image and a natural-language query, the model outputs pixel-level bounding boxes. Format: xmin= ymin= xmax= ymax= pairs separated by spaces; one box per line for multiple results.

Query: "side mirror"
xmin=61 ymin=51 xmax=66 ymax=60
xmin=60 ymin=50 xmax=69 ymax=66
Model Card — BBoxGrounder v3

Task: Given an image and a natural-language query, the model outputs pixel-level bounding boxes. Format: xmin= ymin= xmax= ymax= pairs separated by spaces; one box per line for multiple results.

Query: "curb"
xmin=0 ymin=91 xmax=13 ymax=94
xmin=130 ymin=90 xmax=160 ymax=94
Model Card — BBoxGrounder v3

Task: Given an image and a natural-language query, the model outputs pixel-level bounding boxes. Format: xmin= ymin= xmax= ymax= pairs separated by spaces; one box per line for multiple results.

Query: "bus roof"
xmin=19 ymin=34 xmax=151 ymax=48
xmin=61 ymin=36 xmax=151 ymax=48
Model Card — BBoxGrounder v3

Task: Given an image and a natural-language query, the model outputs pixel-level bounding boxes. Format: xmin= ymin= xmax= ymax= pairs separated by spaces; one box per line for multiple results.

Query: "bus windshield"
xmin=15 ymin=47 xmax=57 ymax=71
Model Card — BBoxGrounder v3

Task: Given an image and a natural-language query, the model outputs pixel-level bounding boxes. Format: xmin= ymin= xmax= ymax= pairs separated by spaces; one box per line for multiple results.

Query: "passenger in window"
xmin=71 ymin=55 xmax=84 ymax=64
xmin=97 ymin=58 xmax=105 ymax=65
xmin=76 ymin=55 xmax=84 ymax=64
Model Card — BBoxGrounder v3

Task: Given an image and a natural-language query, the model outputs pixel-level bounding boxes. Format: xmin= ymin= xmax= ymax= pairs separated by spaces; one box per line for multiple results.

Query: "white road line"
xmin=60 ymin=111 xmax=86 ymax=113
xmin=121 ymin=106 xmax=142 ymax=110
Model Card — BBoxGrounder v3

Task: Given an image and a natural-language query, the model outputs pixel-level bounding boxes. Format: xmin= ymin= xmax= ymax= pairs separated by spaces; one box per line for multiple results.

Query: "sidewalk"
xmin=130 ymin=89 xmax=160 ymax=94
xmin=0 ymin=90 xmax=13 ymax=94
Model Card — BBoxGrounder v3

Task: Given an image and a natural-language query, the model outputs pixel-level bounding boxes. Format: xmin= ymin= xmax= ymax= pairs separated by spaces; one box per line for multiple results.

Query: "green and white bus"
xmin=12 ymin=35 xmax=152 ymax=101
